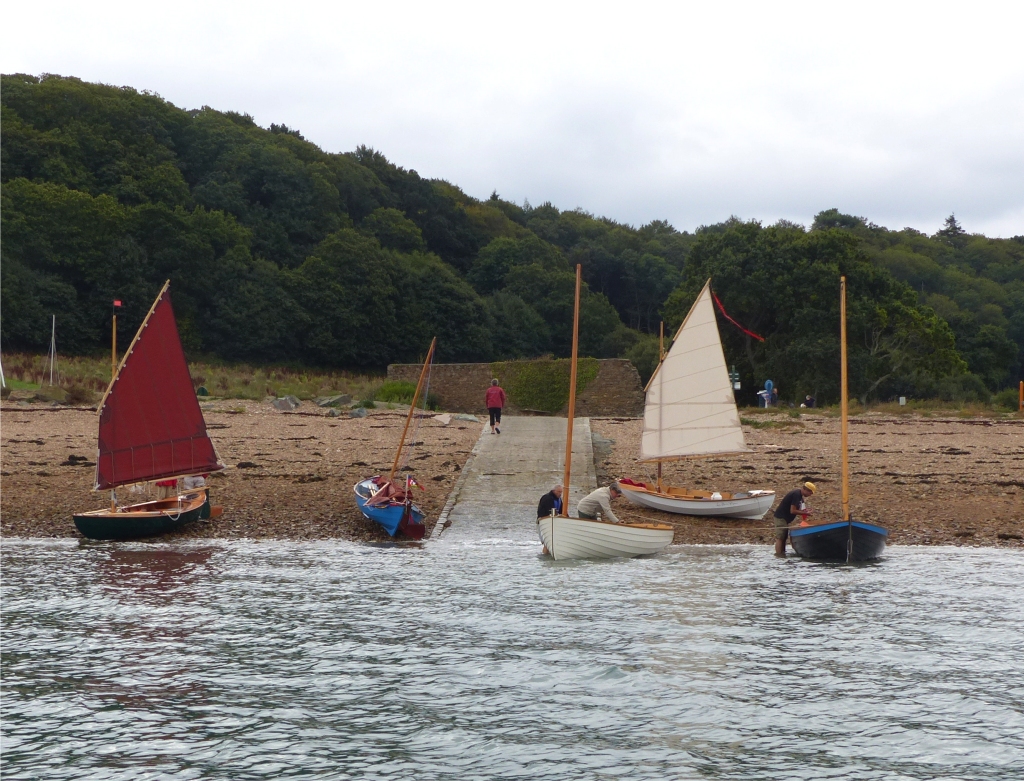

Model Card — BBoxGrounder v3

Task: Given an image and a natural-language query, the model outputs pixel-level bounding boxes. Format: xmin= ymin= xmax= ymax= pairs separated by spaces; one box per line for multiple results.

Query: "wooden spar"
xmin=560 ymin=265 xmax=582 ymax=517
xmin=110 ymin=310 xmax=117 ymax=510
xmin=111 ymin=311 xmax=117 ymax=381
xmin=389 ymin=337 xmax=436 ymax=483
xmin=840 ymin=276 xmax=850 ymax=522
xmin=99 ymin=280 xmax=171 ymax=413
xmin=644 ymin=278 xmax=712 ymax=393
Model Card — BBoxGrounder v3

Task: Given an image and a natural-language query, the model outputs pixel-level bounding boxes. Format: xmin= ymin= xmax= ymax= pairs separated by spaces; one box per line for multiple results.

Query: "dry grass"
xmin=2 ymin=352 xmax=385 ymax=402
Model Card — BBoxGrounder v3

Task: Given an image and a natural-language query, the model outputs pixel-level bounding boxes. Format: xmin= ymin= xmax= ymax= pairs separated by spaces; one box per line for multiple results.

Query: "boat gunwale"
xmin=789 ymin=520 xmax=889 ymax=537
xmin=75 ymin=491 xmax=207 ymax=519
xmin=538 ymin=514 xmax=673 ymax=531
xmin=619 ymin=483 xmax=775 ymax=503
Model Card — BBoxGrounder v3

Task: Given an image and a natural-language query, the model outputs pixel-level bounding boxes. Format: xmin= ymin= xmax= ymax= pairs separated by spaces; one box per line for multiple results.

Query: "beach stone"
xmin=349 ymin=407 xmax=369 ymax=418
xmin=316 ymin=394 xmax=352 ymax=408
xmin=272 ymin=397 xmax=300 ymax=411
xmin=326 ymin=408 xmax=342 ymax=418
xmin=453 ymin=413 xmax=479 ymax=422
xmin=433 ymin=413 xmax=453 ymax=426
xmin=35 ymin=386 xmax=68 ymax=403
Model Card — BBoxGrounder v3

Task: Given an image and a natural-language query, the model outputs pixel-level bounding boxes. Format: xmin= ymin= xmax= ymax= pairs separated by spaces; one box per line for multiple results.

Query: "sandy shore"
xmin=1 ymin=400 xmax=482 ymax=541
xmin=591 ymin=412 xmax=1024 ymax=548
xmin=3 ymin=403 xmax=1022 ymax=547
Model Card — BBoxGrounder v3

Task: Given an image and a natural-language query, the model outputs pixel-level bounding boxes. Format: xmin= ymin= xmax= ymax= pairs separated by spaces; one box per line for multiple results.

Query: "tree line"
xmin=2 ymin=74 xmax=1022 ymax=404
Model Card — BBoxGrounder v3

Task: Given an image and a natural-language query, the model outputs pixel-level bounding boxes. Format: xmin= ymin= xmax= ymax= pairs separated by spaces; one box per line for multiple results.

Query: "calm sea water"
xmin=2 ymin=539 xmax=1023 ymax=780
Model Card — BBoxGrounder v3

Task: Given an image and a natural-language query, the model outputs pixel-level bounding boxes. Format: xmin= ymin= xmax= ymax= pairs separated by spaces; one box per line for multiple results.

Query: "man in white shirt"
xmin=576 ymin=483 xmax=622 ymax=522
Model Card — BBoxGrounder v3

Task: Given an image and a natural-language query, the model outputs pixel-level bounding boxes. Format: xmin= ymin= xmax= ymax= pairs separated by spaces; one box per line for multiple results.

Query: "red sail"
xmin=95 ymin=284 xmax=223 ymax=490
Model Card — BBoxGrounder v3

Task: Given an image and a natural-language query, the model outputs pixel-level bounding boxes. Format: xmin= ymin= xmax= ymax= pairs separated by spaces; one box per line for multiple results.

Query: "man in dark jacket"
xmin=774 ymin=482 xmax=815 ymax=556
xmin=537 ymin=485 xmax=563 ymax=518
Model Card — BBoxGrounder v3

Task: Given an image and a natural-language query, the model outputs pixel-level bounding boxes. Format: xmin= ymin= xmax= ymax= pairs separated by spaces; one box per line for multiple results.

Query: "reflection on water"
xmin=2 ymin=540 xmax=1023 ymax=780
xmin=98 ymin=546 xmax=215 ymax=596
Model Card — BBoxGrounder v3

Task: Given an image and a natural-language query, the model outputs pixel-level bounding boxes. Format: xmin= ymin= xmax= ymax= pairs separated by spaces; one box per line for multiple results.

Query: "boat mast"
xmin=49 ymin=316 xmax=57 ymax=386
xmin=110 ymin=304 xmax=118 ymax=510
xmin=560 ymin=265 xmax=582 ymax=517
xmin=111 ymin=307 xmax=117 ymax=381
xmin=389 ymin=337 xmax=436 ymax=483
xmin=657 ymin=321 xmax=664 ymax=491
xmin=840 ymin=276 xmax=850 ymax=522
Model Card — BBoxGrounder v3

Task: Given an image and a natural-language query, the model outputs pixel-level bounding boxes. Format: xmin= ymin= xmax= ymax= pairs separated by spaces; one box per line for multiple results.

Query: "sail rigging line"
xmin=710 ymin=289 xmax=765 ymax=342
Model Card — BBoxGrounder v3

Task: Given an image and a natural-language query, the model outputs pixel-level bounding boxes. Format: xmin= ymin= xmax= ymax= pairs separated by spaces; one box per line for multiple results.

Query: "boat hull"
xmin=537 ymin=515 xmax=674 ymax=560
xmin=73 ymin=490 xmax=210 ymax=540
xmin=620 ymin=484 xmax=775 ymax=519
xmin=354 ymin=479 xmax=426 ymax=539
xmin=789 ymin=521 xmax=888 ymax=562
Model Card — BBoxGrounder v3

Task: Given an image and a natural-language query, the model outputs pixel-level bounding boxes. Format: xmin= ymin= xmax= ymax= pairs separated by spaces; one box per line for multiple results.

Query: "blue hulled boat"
xmin=789 ymin=277 xmax=888 ymax=563
xmin=353 ymin=337 xmax=436 ymax=540
xmin=354 ymin=477 xmax=426 ymax=539
xmin=790 ymin=519 xmax=887 ymax=562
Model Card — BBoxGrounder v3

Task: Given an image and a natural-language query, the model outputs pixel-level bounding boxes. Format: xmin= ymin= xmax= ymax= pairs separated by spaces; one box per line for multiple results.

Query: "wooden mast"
xmin=560 ymin=265 xmax=582 ymax=517
xmin=111 ymin=310 xmax=117 ymax=381
xmin=389 ymin=337 xmax=436 ymax=483
xmin=110 ymin=301 xmax=119 ymax=509
xmin=840 ymin=276 xmax=850 ymax=522
xmin=656 ymin=320 xmax=665 ymax=490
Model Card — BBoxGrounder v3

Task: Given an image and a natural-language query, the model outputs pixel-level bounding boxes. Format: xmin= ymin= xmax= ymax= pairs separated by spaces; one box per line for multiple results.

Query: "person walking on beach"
xmin=773 ymin=482 xmax=815 ymax=556
xmin=577 ymin=483 xmax=623 ymax=522
xmin=485 ymin=378 xmax=506 ymax=434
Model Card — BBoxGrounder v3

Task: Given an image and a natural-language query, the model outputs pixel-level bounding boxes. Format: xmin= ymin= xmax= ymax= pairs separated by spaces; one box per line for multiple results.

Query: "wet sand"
xmin=0 ymin=401 xmax=482 ymax=541
xmin=591 ymin=412 xmax=1024 ymax=548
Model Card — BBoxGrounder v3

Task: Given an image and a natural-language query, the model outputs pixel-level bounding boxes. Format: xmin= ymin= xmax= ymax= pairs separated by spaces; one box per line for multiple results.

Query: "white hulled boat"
xmin=537 ymin=264 xmax=674 ymax=560
xmin=619 ymin=280 xmax=775 ymax=519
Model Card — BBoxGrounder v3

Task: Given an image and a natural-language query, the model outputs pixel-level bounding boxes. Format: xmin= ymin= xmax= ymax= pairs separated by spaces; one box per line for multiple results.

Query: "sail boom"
xmin=639 ymin=449 xmax=751 ymax=464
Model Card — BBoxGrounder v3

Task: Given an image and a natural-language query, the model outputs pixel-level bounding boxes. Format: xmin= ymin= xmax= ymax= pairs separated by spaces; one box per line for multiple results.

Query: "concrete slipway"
xmin=432 ymin=416 xmax=597 ymax=545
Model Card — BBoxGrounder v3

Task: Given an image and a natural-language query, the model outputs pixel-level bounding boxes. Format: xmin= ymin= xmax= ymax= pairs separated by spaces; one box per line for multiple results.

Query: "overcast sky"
xmin=5 ymin=1 xmax=1023 ymax=236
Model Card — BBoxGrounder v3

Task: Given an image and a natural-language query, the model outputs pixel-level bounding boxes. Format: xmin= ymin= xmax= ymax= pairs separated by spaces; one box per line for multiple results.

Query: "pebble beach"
xmin=2 ymin=402 xmax=1022 ymax=547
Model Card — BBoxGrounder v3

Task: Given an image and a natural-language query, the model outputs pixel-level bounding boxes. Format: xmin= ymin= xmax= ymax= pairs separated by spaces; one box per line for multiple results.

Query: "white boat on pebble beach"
xmin=621 ymin=279 xmax=774 ymax=520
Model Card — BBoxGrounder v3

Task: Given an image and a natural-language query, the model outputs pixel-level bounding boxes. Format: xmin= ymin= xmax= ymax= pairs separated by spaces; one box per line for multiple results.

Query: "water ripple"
xmin=2 ymin=540 xmax=1023 ymax=780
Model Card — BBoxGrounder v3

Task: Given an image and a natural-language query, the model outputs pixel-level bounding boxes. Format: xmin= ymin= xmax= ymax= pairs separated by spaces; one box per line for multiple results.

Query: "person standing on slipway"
xmin=485 ymin=378 xmax=506 ymax=434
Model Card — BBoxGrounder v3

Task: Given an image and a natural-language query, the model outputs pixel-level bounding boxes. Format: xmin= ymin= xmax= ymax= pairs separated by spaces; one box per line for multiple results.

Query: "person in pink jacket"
xmin=485 ymin=378 xmax=507 ymax=434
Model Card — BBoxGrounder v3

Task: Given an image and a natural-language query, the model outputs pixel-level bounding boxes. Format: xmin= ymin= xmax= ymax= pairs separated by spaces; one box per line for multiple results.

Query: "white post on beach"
xmin=49 ymin=315 xmax=58 ymax=386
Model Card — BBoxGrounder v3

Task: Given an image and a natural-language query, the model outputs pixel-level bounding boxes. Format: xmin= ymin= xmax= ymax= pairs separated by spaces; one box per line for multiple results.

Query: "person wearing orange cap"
xmin=773 ymin=481 xmax=816 ymax=556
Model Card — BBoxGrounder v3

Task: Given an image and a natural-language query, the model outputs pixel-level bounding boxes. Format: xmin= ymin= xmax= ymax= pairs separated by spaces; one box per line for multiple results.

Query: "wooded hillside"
xmin=3 ymin=74 xmax=1021 ymax=404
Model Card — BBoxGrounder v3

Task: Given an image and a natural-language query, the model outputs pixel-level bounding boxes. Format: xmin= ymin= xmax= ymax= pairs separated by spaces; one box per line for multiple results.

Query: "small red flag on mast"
xmin=113 ymin=300 xmax=122 ymax=307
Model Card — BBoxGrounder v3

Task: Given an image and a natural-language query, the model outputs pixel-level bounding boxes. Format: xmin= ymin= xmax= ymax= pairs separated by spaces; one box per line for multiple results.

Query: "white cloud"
xmin=4 ymin=0 xmax=1022 ymax=236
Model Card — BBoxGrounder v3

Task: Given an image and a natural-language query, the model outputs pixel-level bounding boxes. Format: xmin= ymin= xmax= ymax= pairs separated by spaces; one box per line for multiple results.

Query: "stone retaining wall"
xmin=387 ymin=359 xmax=644 ymax=417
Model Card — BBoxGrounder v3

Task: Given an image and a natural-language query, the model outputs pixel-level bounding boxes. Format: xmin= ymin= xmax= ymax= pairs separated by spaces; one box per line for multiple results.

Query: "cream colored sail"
xmin=641 ymin=280 xmax=749 ymax=461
